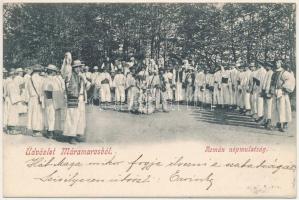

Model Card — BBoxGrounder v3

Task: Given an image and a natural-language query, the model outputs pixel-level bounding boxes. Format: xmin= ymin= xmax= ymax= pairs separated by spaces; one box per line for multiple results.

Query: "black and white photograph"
xmin=1 ymin=2 xmax=297 ymax=198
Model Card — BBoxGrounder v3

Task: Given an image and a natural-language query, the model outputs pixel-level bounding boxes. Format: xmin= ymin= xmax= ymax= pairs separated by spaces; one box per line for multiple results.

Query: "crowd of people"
xmin=2 ymin=52 xmax=296 ymax=144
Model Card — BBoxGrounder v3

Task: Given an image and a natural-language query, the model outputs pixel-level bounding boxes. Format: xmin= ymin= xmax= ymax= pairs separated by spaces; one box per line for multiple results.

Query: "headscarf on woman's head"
xmin=64 ymin=52 xmax=72 ymax=65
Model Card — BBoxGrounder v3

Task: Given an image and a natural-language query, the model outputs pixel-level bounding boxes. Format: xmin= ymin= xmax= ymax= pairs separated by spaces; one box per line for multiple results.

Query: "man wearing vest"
xmin=63 ymin=60 xmax=87 ymax=144
xmin=269 ymin=60 xmax=295 ymax=132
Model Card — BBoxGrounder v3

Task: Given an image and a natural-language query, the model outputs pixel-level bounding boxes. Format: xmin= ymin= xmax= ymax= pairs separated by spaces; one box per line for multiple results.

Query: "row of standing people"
xmin=3 ymin=53 xmax=296 ymax=145
xmin=84 ymin=58 xmax=296 ymax=132
xmin=3 ymin=59 xmax=89 ymax=144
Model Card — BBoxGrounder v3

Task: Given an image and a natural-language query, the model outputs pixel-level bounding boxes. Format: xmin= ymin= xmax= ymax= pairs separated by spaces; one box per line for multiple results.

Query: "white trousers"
xmin=44 ymin=101 xmax=64 ymax=131
xmin=244 ymin=92 xmax=251 ymax=110
xmin=185 ymin=85 xmax=194 ymax=103
xmin=100 ymin=84 xmax=111 ymax=102
xmin=166 ymin=83 xmax=173 ymax=100
xmin=175 ymin=83 xmax=185 ymax=101
xmin=264 ymin=97 xmax=273 ymax=120
xmin=251 ymin=91 xmax=258 ymax=114
xmin=27 ymin=97 xmax=44 ymax=131
xmin=128 ymin=87 xmax=139 ymax=111
xmin=214 ymin=88 xmax=223 ymax=105
xmin=115 ymin=86 xmax=125 ymax=102
xmin=272 ymin=93 xmax=292 ymax=123
xmin=257 ymin=96 xmax=264 ymax=118
xmin=63 ymin=96 xmax=85 ymax=136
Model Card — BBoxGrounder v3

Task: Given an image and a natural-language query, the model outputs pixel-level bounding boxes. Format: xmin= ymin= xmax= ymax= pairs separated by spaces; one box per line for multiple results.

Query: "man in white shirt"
xmin=270 ymin=60 xmax=296 ymax=132
xmin=43 ymin=64 xmax=66 ymax=139
xmin=113 ymin=69 xmax=126 ymax=107
xmin=26 ymin=64 xmax=45 ymax=137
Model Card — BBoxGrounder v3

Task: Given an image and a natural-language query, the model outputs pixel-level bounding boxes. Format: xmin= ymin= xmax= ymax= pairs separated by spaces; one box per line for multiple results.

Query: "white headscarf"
xmin=61 ymin=52 xmax=72 ymax=83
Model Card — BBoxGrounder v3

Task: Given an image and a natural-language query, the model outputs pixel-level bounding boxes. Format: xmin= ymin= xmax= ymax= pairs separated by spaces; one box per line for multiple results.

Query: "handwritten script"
xmin=24 ymin=154 xmax=296 ymax=191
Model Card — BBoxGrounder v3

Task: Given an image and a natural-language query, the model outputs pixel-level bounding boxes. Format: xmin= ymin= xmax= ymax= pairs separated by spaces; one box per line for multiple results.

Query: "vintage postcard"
xmin=1 ymin=1 xmax=297 ymax=198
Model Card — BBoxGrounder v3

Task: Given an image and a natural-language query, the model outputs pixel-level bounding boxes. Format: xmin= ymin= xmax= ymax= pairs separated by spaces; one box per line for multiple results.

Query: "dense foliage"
xmin=3 ymin=3 xmax=296 ymax=70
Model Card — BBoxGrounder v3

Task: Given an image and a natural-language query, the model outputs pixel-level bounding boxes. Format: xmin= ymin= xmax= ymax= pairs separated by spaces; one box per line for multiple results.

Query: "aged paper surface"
xmin=1 ymin=1 xmax=297 ymax=198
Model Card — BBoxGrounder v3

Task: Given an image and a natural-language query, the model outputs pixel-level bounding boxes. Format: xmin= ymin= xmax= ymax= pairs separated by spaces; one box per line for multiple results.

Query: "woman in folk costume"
xmin=42 ymin=64 xmax=66 ymax=139
xmin=194 ymin=67 xmax=205 ymax=105
xmin=63 ymin=60 xmax=87 ymax=144
xmin=26 ymin=64 xmax=45 ymax=136
xmin=61 ymin=52 xmax=72 ymax=83
xmin=270 ymin=60 xmax=295 ymax=132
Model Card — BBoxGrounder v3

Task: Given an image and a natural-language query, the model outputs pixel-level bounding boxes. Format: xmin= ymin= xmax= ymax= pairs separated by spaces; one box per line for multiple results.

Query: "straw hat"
xmin=72 ymin=60 xmax=84 ymax=68
xmin=46 ymin=64 xmax=58 ymax=72
xmin=16 ymin=68 xmax=24 ymax=73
